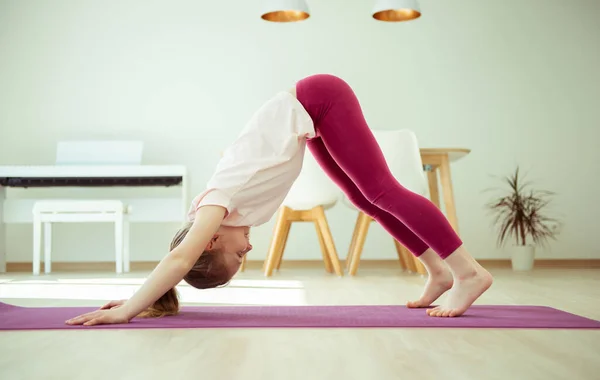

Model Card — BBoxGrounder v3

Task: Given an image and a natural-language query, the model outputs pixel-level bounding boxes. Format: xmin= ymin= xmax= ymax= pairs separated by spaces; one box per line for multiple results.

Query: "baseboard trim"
xmin=4 ymin=259 xmax=600 ymax=273
xmin=6 ymin=262 xmax=160 ymax=273
xmin=478 ymin=259 xmax=600 ymax=269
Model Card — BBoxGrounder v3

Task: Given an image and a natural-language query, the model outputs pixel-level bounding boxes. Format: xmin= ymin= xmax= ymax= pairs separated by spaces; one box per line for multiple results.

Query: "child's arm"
xmin=65 ymin=205 xmax=225 ymax=326
xmin=119 ymin=205 xmax=226 ymax=319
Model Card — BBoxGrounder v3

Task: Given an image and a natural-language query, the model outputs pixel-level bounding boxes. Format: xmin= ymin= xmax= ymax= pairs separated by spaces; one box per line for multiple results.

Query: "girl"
xmin=66 ymin=74 xmax=492 ymax=326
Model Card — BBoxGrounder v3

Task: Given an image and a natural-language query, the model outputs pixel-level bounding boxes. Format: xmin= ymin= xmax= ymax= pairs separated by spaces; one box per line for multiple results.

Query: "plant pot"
xmin=511 ymin=245 xmax=535 ymax=271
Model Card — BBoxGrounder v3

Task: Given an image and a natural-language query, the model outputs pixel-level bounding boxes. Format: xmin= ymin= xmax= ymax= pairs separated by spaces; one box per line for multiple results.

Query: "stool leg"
xmin=32 ymin=215 xmax=41 ymax=275
xmin=123 ymin=217 xmax=130 ymax=273
xmin=43 ymin=222 xmax=52 ymax=274
xmin=114 ymin=216 xmax=124 ymax=274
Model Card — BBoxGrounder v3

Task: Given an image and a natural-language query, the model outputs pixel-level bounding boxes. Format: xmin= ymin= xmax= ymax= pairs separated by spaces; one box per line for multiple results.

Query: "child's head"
xmin=174 ymin=222 xmax=252 ymax=288
xmin=138 ymin=222 xmax=252 ymax=318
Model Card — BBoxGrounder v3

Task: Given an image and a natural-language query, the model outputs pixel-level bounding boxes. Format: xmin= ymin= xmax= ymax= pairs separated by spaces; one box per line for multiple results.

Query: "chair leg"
xmin=263 ymin=211 xmax=279 ymax=273
xmin=393 ymin=239 xmax=408 ymax=271
xmin=114 ymin=216 xmax=124 ymax=274
xmin=346 ymin=214 xmax=362 ymax=270
xmin=348 ymin=212 xmax=371 ymax=276
xmin=275 ymin=221 xmax=292 ymax=270
xmin=394 ymin=241 xmax=426 ymax=275
xmin=239 ymin=255 xmax=247 ymax=272
xmin=315 ymin=221 xmax=333 ymax=273
xmin=43 ymin=222 xmax=52 ymax=274
xmin=413 ymin=255 xmax=428 ymax=275
xmin=264 ymin=207 xmax=291 ymax=277
xmin=123 ymin=216 xmax=130 ymax=273
xmin=401 ymin=245 xmax=418 ymax=273
xmin=313 ymin=206 xmax=343 ymax=277
xmin=273 ymin=219 xmax=292 ymax=272
xmin=32 ymin=215 xmax=41 ymax=275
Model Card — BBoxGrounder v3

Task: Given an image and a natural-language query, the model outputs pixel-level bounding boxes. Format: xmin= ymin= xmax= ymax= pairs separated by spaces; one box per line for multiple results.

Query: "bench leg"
xmin=123 ymin=217 xmax=130 ymax=273
xmin=44 ymin=222 xmax=52 ymax=274
xmin=32 ymin=215 xmax=41 ymax=275
xmin=114 ymin=217 xmax=123 ymax=274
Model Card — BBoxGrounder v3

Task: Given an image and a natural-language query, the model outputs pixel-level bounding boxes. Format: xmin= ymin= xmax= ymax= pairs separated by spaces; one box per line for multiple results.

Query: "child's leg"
xmin=307 ymin=138 xmax=428 ymax=254
xmin=297 ymin=74 xmax=492 ymax=317
xmin=308 ymin=138 xmax=453 ymax=307
xmin=298 ymin=74 xmax=461 ymax=258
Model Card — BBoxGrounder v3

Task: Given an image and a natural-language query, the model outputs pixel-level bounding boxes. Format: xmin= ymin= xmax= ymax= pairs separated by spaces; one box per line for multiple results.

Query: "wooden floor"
xmin=1 ymin=266 xmax=599 ymax=380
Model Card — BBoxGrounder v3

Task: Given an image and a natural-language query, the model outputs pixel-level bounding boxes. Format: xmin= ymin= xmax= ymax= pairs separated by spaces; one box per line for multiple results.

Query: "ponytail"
xmin=137 ymin=287 xmax=180 ymax=318
xmin=137 ymin=222 xmax=191 ymax=318
xmin=137 ymin=220 xmax=230 ymax=318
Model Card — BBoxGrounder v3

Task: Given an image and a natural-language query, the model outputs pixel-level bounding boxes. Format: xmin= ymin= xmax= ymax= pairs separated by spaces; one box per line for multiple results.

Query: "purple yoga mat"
xmin=1 ymin=301 xmax=599 ymax=330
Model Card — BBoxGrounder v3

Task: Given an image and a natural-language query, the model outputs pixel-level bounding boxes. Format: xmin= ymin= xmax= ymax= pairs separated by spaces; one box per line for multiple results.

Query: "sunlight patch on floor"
xmin=3 ymin=277 xmax=305 ymax=288
xmin=47 ymin=278 xmax=305 ymax=289
xmin=227 ymin=278 xmax=304 ymax=289
xmin=0 ymin=279 xmax=308 ymax=305
xmin=56 ymin=278 xmax=147 ymax=285
xmin=177 ymin=286 xmax=306 ymax=305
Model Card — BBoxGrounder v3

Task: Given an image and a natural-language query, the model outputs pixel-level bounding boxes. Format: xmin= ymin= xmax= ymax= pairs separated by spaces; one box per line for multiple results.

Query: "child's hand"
xmin=65 ymin=307 xmax=132 ymax=326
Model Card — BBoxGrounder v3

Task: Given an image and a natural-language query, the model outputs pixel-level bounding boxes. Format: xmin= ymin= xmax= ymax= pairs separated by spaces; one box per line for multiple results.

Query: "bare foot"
xmin=406 ymin=269 xmax=453 ymax=308
xmin=426 ymin=268 xmax=493 ymax=317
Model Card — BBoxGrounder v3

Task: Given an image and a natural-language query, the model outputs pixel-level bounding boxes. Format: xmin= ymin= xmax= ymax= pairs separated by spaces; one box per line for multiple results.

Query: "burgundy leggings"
xmin=296 ymin=74 xmax=462 ymax=258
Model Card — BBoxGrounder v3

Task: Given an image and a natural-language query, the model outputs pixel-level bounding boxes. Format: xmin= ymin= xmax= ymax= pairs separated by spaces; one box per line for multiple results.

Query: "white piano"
xmin=0 ymin=141 xmax=189 ymax=273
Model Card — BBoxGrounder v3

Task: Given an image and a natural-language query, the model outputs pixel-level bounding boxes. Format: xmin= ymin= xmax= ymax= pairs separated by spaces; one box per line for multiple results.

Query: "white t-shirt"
xmin=187 ymin=91 xmax=316 ymax=226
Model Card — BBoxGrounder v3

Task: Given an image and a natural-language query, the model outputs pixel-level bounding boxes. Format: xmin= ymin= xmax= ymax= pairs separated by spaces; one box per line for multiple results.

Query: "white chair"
xmin=260 ymin=149 xmax=344 ymax=277
xmin=30 ymin=140 xmax=141 ymax=275
xmin=343 ymin=129 xmax=429 ymax=276
xmin=32 ymin=200 xmax=131 ymax=275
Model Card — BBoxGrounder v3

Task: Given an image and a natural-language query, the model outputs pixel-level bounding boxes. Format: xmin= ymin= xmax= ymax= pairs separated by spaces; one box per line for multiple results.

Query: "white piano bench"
xmin=31 ymin=200 xmax=132 ymax=275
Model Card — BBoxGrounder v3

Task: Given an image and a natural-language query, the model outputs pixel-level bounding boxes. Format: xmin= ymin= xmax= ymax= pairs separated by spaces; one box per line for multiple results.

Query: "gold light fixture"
xmin=372 ymin=0 xmax=421 ymax=22
xmin=261 ymin=0 xmax=310 ymax=22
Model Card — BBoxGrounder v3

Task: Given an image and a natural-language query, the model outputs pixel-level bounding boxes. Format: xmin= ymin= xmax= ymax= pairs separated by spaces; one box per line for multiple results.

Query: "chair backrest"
xmin=282 ymin=147 xmax=339 ymax=210
xmin=371 ymin=129 xmax=428 ymax=196
xmin=56 ymin=141 xmax=144 ymax=165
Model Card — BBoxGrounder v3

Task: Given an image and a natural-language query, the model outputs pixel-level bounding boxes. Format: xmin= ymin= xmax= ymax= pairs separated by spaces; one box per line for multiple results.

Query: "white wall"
xmin=1 ymin=0 xmax=599 ymax=264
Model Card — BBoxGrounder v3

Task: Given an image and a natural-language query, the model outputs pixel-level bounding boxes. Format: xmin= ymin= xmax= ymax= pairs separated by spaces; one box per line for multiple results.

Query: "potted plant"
xmin=485 ymin=167 xmax=560 ymax=271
